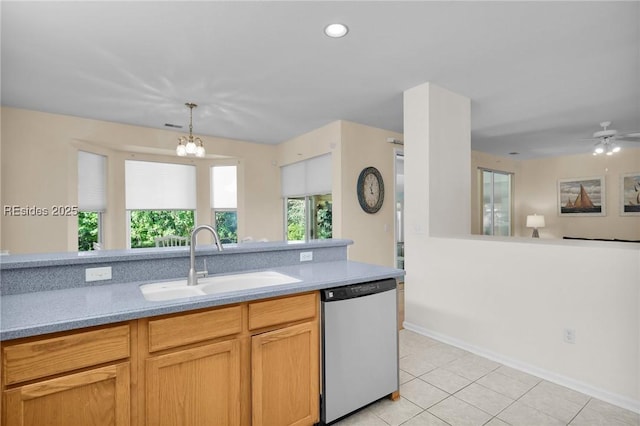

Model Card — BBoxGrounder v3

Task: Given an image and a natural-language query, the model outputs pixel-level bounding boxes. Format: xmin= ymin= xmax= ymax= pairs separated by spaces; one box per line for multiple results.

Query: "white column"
xmin=403 ymin=82 xmax=471 ymax=238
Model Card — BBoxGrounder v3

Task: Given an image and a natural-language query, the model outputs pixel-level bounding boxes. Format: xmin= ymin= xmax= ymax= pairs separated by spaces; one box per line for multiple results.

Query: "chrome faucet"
xmin=187 ymin=224 xmax=223 ymax=286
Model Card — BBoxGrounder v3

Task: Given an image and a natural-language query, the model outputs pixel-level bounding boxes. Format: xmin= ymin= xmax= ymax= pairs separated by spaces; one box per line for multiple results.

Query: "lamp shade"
xmin=526 ymin=215 xmax=545 ymax=228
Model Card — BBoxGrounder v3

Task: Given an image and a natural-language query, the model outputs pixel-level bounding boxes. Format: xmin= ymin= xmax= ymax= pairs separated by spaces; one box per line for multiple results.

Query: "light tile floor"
xmin=334 ymin=330 xmax=639 ymax=426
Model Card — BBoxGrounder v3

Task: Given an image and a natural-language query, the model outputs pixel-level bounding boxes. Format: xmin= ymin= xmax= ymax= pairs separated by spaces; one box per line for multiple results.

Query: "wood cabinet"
xmin=145 ymin=340 xmax=240 ymax=426
xmin=249 ymin=292 xmax=319 ymax=426
xmin=252 ymin=321 xmax=318 ymax=426
xmin=1 ymin=292 xmax=320 ymax=426
xmin=2 ymin=323 xmax=133 ymax=426
xmin=139 ymin=305 xmax=243 ymax=426
xmin=138 ymin=292 xmax=319 ymax=426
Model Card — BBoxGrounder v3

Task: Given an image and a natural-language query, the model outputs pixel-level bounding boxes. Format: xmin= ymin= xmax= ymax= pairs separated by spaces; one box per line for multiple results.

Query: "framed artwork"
xmin=620 ymin=172 xmax=640 ymax=216
xmin=558 ymin=176 xmax=605 ymax=216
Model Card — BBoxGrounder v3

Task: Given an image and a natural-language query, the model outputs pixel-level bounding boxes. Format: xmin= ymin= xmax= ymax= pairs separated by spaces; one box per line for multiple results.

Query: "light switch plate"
xmin=300 ymin=251 xmax=313 ymax=262
xmin=86 ymin=266 xmax=112 ymax=282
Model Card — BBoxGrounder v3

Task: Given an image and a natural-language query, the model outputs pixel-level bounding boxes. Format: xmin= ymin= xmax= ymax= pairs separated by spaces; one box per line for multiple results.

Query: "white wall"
xmin=406 ymin=237 xmax=640 ymax=409
xmin=404 ymin=82 xmax=640 ymax=411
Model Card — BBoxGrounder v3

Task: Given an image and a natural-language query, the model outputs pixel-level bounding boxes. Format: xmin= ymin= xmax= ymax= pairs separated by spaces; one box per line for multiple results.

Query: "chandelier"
xmin=176 ymin=103 xmax=205 ymax=157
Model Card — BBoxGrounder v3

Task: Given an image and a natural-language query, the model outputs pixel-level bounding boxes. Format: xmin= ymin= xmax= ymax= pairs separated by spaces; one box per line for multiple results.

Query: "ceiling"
xmin=2 ymin=1 xmax=639 ymax=159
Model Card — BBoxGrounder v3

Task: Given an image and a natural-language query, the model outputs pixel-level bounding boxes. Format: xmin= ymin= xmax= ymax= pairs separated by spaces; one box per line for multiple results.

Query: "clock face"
xmin=357 ymin=167 xmax=384 ymax=213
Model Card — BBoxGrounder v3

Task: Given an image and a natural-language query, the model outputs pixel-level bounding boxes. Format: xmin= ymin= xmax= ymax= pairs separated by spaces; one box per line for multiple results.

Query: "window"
xmin=77 ymin=151 xmax=106 ymax=251
xmin=125 ymin=160 xmax=196 ymax=248
xmin=285 ymin=195 xmax=332 ymax=241
xmin=281 ymin=154 xmax=332 ymax=241
xmin=480 ymin=169 xmax=513 ymax=236
xmin=211 ymin=165 xmax=238 ymax=243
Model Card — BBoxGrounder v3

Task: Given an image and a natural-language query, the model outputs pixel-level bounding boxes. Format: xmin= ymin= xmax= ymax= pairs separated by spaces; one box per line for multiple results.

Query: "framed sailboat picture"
xmin=558 ymin=176 xmax=606 ymax=216
xmin=621 ymin=172 xmax=640 ymax=216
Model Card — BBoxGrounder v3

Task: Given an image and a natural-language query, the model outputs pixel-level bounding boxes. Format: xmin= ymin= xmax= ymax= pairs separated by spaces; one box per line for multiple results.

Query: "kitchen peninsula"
xmin=1 ymin=239 xmax=404 ymax=426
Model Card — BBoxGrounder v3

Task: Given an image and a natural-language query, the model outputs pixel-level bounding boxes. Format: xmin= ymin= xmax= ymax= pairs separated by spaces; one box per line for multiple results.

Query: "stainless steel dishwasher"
xmin=320 ymin=278 xmax=398 ymax=425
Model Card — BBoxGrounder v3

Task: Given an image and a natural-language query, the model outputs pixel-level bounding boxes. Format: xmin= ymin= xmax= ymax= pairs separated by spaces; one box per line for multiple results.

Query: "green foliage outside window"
xmin=130 ymin=210 xmax=195 ymax=248
xmin=315 ymin=199 xmax=332 ymax=239
xmin=286 ymin=195 xmax=332 ymax=241
xmin=287 ymin=199 xmax=305 ymax=241
xmin=78 ymin=211 xmax=99 ymax=251
xmin=215 ymin=211 xmax=238 ymax=243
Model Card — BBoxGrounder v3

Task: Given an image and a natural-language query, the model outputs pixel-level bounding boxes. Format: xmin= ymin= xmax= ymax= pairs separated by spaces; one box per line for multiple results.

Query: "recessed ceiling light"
xmin=324 ymin=23 xmax=348 ymax=38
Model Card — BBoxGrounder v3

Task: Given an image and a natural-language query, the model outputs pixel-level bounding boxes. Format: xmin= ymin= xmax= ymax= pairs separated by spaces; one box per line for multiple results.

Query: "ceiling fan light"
xmin=612 ymin=145 xmax=621 ymax=153
xmin=594 ymin=145 xmax=604 ymax=154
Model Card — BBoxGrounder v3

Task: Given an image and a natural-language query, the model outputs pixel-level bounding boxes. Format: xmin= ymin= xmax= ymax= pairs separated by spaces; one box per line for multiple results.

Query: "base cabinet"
xmin=1 ymin=292 xmax=320 ymax=426
xmin=2 ymin=324 xmax=132 ymax=426
xmin=4 ymin=363 xmax=130 ymax=426
xmin=252 ymin=322 xmax=319 ymax=426
xmin=145 ymin=340 xmax=240 ymax=426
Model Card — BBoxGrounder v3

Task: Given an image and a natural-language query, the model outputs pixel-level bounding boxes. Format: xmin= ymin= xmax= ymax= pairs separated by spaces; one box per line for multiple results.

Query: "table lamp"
xmin=526 ymin=214 xmax=545 ymax=238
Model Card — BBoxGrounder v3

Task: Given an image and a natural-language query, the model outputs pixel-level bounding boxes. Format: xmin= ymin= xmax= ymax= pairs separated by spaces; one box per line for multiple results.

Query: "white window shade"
xmin=78 ymin=151 xmax=107 ymax=211
xmin=281 ymin=153 xmax=332 ymax=197
xmin=211 ymin=165 xmax=237 ymax=209
xmin=125 ymin=160 xmax=196 ymax=210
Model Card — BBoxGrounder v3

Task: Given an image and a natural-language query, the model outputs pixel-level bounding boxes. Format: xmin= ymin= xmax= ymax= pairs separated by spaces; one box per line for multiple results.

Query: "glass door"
xmin=481 ymin=169 xmax=513 ymax=236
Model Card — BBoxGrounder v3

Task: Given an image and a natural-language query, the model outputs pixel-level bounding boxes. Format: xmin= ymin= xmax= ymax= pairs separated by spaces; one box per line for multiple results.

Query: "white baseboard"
xmin=403 ymin=321 xmax=640 ymax=415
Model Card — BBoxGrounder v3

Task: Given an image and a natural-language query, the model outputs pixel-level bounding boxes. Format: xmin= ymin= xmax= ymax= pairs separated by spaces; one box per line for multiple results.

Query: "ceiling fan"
xmin=587 ymin=121 xmax=640 ymax=156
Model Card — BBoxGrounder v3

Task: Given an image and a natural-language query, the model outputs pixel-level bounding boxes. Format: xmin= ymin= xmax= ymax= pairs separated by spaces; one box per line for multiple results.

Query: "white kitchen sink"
xmin=140 ymin=270 xmax=302 ymax=302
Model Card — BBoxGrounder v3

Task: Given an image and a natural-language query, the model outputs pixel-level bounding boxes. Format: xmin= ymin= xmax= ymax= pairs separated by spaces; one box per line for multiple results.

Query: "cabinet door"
xmin=252 ymin=321 xmax=319 ymax=426
xmin=3 ymin=363 xmax=130 ymax=426
xmin=145 ymin=340 xmax=240 ymax=426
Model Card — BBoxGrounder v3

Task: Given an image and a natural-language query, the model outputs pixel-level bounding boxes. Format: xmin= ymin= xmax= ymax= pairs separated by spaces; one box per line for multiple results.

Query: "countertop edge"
xmin=0 ymin=238 xmax=354 ymax=269
xmin=1 ymin=260 xmax=404 ymax=341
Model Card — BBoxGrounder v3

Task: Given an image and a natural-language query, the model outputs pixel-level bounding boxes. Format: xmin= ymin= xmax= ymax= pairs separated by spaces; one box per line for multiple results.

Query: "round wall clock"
xmin=357 ymin=166 xmax=384 ymax=214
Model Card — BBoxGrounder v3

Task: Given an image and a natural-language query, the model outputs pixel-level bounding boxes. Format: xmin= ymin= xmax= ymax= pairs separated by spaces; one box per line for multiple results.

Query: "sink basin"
xmin=140 ymin=270 xmax=302 ymax=302
xmin=141 ymin=284 xmax=205 ymax=302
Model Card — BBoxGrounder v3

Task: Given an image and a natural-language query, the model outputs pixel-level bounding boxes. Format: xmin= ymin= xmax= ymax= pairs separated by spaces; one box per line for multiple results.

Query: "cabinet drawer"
xmin=249 ymin=292 xmax=317 ymax=331
xmin=147 ymin=305 xmax=242 ymax=352
xmin=3 ymin=324 xmax=130 ymax=386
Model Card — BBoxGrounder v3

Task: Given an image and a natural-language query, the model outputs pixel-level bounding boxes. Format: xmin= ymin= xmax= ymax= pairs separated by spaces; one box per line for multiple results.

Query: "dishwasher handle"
xmin=321 ymin=278 xmax=396 ymax=302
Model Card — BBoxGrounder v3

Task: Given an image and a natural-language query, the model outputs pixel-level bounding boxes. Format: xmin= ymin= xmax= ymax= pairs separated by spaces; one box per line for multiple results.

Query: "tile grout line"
xmin=566 ymin=397 xmax=592 ymax=425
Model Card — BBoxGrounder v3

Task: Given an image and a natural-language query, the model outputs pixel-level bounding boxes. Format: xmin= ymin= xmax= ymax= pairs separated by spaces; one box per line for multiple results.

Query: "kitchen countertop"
xmin=0 ymin=260 xmax=404 ymax=341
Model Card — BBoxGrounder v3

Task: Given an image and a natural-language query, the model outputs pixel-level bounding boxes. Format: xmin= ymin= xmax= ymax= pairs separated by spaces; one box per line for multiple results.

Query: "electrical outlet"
xmin=563 ymin=328 xmax=576 ymax=344
xmin=85 ymin=266 xmax=112 ymax=282
xmin=300 ymin=251 xmax=313 ymax=262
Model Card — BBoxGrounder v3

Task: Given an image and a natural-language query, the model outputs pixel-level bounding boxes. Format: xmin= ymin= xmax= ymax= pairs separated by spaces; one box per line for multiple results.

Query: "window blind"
xmin=125 ymin=160 xmax=196 ymax=210
xmin=77 ymin=151 xmax=107 ymax=211
xmin=281 ymin=153 xmax=331 ymax=197
xmin=211 ymin=165 xmax=237 ymax=209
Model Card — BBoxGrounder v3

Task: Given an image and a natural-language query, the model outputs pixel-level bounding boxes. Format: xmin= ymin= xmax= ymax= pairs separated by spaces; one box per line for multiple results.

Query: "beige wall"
xmin=276 ymin=121 xmax=343 ymax=238
xmin=1 ymin=107 xmax=282 ymax=254
xmin=339 ymin=121 xmax=403 ymax=266
xmin=2 ymin=107 xmax=403 ymax=267
xmin=276 ymin=120 xmax=403 ymax=267
xmin=471 ymin=148 xmax=640 ymax=239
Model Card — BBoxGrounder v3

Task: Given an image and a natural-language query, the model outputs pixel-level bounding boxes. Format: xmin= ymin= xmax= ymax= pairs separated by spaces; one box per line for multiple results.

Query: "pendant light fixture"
xmin=176 ymin=102 xmax=205 ymax=157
